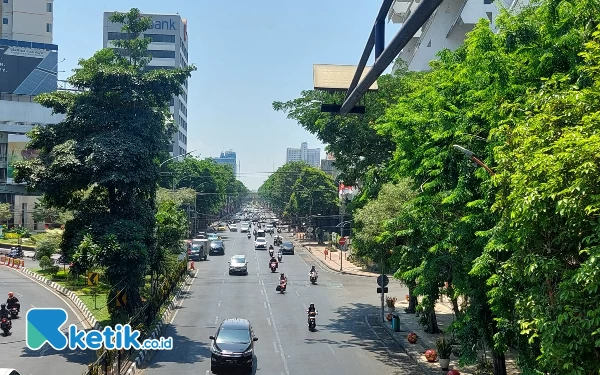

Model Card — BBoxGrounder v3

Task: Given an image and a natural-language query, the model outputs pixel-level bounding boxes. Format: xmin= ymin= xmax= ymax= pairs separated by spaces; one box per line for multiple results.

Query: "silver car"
xmin=228 ymin=255 xmax=248 ymax=275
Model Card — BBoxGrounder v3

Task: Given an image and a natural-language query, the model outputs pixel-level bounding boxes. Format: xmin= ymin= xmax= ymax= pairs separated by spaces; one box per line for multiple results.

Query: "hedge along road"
xmin=0 ymin=264 xmax=95 ymax=375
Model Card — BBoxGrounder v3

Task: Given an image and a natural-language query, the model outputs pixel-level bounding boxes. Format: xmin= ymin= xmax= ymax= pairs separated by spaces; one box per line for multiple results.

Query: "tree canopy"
xmin=275 ymin=1 xmax=600 ymax=373
xmin=14 ymin=8 xmax=195 ymax=315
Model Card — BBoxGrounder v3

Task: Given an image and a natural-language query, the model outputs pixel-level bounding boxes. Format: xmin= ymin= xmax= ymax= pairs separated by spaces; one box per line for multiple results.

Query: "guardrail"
xmin=0 ymin=255 xmax=24 ymax=269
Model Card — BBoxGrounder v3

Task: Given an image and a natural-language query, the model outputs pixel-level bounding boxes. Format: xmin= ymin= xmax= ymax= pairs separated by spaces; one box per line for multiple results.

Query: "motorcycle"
xmin=309 ymin=271 xmax=318 ymax=285
xmin=270 ymin=262 xmax=278 ymax=273
xmin=276 ymin=280 xmax=287 ymax=293
xmin=247 ymin=233 xmax=251 ymax=239
xmin=8 ymin=307 xmax=18 ymax=319
xmin=277 ymin=228 xmax=281 ymax=233
xmin=1 ymin=317 xmax=11 ymax=336
xmin=307 ymin=311 xmax=317 ymax=331
xmin=277 ymin=252 xmax=283 ymax=262
xmin=269 ymin=248 xmax=274 ymax=258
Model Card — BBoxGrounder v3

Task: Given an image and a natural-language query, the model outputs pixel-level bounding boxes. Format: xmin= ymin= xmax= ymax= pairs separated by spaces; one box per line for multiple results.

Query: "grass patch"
xmin=34 ymin=268 xmax=112 ymax=326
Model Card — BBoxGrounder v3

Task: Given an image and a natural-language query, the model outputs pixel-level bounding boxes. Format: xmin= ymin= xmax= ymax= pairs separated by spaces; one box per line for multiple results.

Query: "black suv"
xmin=210 ymin=240 xmax=225 ymax=255
xmin=210 ymin=318 xmax=258 ymax=373
xmin=280 ymin=241 xmax=295 ymax=255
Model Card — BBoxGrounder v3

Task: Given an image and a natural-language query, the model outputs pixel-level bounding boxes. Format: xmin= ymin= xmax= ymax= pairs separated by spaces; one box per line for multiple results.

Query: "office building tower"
xmin=103 ymin=12 xmax=189 ymax=157
xmin=286 ymin=142 xmax=320 ymax=168
xmin=212 ymin=150 xmax=237 ymax=177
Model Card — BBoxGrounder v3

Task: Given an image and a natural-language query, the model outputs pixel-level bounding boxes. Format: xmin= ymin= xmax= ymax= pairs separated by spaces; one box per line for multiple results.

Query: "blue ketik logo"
xmin=26 ymin=308 xmax=69 ymax=350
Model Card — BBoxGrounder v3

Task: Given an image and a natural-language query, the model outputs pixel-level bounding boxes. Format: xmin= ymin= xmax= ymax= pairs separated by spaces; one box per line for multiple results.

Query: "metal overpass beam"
xmin=345 ymin=0 xmax=395 ymax=98
xmin=340 ymin=0 xmax=444 ymax=114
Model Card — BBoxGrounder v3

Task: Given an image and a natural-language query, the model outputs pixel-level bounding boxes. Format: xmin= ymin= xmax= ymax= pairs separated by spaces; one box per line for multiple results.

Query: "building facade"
xmin=0 ymin=0 xmax=60 ymax=230
xmin=1 ymin=0 xmax=54 ymax=44
xmin=212 ymin=150 xmax=237 ymax=177
xmin=389 ymin=0 xmax=529 ymax=72
xmin=286 ymin=142 xmax=320 ymax=168
xmin=103 ymin=12 xmax=189 ymax=157
xmin=320 ymin=152 xmax=340 ymax=180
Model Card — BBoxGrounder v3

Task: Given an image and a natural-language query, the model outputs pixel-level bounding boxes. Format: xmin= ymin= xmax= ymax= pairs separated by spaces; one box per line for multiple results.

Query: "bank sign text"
xmin=149 ymin=19 xmax=177 ymax=30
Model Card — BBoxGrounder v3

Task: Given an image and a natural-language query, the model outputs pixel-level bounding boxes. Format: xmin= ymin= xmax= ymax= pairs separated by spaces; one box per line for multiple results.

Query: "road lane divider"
xmin=260 ymin=279 xmax=290 ymax=375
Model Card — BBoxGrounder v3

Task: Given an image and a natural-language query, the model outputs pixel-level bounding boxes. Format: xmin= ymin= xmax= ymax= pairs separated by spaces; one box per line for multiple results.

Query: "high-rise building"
xmin=103 ymin=12 xmax=189 ymax=157
xmin=389 ymin=0 xmax=529 ymax=72
xmin=321 ymin=152 xmax=339 ymax=180
xmin=1 ymin=0 xmax=54 ymax=44
xmin=0 ymin=0 xmax=61 ymax=230
xmin=286 ymin=142 xmax=320 ymax=168
xmin=212 ymin=150 xmax=237 ymax=177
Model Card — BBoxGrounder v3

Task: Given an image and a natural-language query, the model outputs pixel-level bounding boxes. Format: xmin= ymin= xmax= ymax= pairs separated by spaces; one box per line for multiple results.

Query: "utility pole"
xmin=380 ymin=262 xmax=385 ymax=323
xmin=340 ymin=200 xmax=344 ymax=272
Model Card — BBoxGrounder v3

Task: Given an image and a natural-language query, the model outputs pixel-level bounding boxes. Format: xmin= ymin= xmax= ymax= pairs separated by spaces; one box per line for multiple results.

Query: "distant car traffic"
xmin=189 ymin=244 xmax=203 ymax=261
xmin=240 ymin=223 xmax=250 ymax=233
xmin=210 ymin=318 xmax=258 ymax=373
xmin=228 ymin=255 xmax=248 ymax=275
xmin=229 ymin=224 xmax=237 ymax=232
xmin=254 ymin=238 xmax=267 ymax=250
xmin=208 ymin=233 xmax=219 ymax=241
xmin=210 ymin=240 xmax=225 ymax=255
xmin=217 ymin=223 xmax=227 ymax=231
xmin=280 ymin=241 xmax=295 ymax=255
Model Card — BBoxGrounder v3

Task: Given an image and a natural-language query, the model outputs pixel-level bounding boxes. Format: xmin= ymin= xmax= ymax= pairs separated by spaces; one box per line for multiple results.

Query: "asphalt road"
xmin=142 ymin=229 xmax=421 ymax=375
xmin=0 ymin=265 xmax=95 ymax=375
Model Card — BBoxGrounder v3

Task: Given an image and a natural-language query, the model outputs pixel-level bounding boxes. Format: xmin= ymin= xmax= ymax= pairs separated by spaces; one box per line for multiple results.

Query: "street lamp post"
xmin=159 ymin=150 xmax=198 ymax=192
xmin=452 ymin=145 xmax=495 ymax=176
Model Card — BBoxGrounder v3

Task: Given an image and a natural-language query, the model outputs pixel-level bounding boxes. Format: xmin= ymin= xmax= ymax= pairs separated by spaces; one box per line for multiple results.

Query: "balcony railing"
xmin=407 ymin=7 xmax=439 ymax=65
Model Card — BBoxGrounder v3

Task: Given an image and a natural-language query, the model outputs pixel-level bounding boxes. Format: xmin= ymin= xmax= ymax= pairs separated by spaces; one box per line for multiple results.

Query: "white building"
xmin=103 ymin=12 xmax=189 ymax=157
xmin=0 ymin=0 xmax=60 ymax=230
xmin=286 ymin=142 xmax=320 ymax=168
xmin=321 ymin=152 xmax=339 ymax=180
xmin=389 ymin=0 xmax=529 ymax=72
xmin=1 ymin=0 xmax=54 ymax=44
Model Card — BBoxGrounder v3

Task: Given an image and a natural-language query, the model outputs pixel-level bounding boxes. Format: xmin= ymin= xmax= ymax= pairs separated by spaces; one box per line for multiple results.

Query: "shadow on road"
xmin=304 ymin=302 xmax=422 ymax=374
xmin=20 ymin=343 xmax=95 ymax=365
xmin=142 ymin=325 xmax=210 ymax=369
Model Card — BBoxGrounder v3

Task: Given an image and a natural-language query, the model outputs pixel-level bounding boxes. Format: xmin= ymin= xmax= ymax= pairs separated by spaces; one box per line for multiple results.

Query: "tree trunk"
xmin=492 ymin=351 xmax=507 ymax=375
xmin=451 ymin=297 xmax=460 ymax=317
xmin=406 ymin=283 xmax=418 ymax=314
xmin=424 ymin=307 xmax=441 ymax=334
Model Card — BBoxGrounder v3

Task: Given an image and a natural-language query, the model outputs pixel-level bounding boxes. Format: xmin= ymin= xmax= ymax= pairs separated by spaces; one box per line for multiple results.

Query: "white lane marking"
xmin=364 ymin=315 xmax=392 ymax=354
xmin=273 ymin=341 xmax=279 ymax=353
xmin=260 ymin=280 xmax=290 ymax=375
xmin=267 ymin=318 xmax=271 ymax=326
xmin=215 ymin=316 xmax=219 ymax=325
xmin=295 ymin=290 xmax=300 ymax=297
xmin=218 ymin=301 xmax=221 ymax=307
xmin=327 ymin=344 xmax=336 ymax=355
xmin=30 ymin=304 xmax=35 ymax=308
xmin=223 ymin=270 xmax=227 ymax=276
xmin=222 ymin=279 xmax=225 ymax=283
xmin=260 ymin=289 xmax=264 ymax=295
xmin=168 ymin=270 xmax=197 ymax=323
xmin=206 ymin=370 xmax=210 ymax=375
xmin=302 ymin=303 xmax=307 ymax=309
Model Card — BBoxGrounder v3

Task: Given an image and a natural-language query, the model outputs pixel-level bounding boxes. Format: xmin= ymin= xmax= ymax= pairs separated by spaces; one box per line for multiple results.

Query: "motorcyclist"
xmin=6 ymin=292 xmax=19 ymax=313
xmin=307 ymin=303 xmax=317 ymax=324
xmin=269 ymin=256 xmax=278 ymax=269
xmin=309 ymin=266 xmax=317 ymax=277
xmin=277 ymin=248 xmax=283 ymax=261
xmin=268 ymin=245 xmax=274 ymax=257
xmin=279 ymin=273 xmax=287 ymax=286
xmin=0 ymin=303 xmax=11 ymax=330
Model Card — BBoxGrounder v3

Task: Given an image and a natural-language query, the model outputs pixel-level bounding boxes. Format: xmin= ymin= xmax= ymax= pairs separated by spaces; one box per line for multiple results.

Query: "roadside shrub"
xmin=39 ymin=256 xmax=53 ymax=270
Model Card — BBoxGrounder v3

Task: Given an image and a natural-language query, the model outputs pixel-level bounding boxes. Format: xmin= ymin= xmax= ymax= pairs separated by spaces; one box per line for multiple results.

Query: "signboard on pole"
xmin=338 ymin=237 xmax=347 ymax=246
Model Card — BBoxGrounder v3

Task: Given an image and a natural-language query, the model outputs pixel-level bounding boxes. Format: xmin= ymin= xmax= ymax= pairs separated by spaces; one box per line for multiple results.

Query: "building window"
xmin=108 ymin=31 xmax=136 ymax=40
xmin=2 ymin=18 xmax=8 ymax=25
xmin=144 ymin=33 xmax=175 ymax=43
xmin=149 ymin=50 xmax=175 ymax=58
xmin=46 ymin=2 xmax=52 ymax=12
xmin=3 ymin=0 xmax=8 ymax=4
xmin=484 ymin=0 xmax=493 ymax=3
xmin=46 ymin=23 xmax=52 ymax=32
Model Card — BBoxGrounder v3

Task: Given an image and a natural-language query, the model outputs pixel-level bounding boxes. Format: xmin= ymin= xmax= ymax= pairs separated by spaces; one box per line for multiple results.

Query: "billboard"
xmin=313 ymin=64 xmax=379 ymax=91
xmin=7 ymin=134 xmax=39 ymax=184
xmin=0 ymin=39 xmax=58 ymax=95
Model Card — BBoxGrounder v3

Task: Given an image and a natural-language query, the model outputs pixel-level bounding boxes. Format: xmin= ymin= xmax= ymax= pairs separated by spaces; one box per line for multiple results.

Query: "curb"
xmin=298 ymin=242 xmax=377 ymax=278
xmin=372 ymin=313 xmax=462 ymax=375
xmin=123 ymin=270 xmax=194 ymax=375
xmin=8 ymin=266 xmax=101 ymax=330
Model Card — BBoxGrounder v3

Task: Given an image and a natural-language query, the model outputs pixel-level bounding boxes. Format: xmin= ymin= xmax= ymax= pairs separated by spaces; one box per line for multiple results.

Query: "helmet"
xmin=0 ymin=303 xmax=5 ymax=309
xmin=310 ymin=303 xmax=315 ymax=308
xmin=7 ymin=292 xmax=13 ymax=298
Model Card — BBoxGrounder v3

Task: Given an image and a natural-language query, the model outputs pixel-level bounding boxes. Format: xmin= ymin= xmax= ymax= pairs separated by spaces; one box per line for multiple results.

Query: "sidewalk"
xmin=292 ymin=235 xmax=377 ymax=277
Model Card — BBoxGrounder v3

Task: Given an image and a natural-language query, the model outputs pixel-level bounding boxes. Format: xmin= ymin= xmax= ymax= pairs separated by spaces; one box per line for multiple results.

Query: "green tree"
xmin=0 ymin=203 xmax=12 ymax=225
xmin=32 ymin=198 xmax=73 ymax=226
xmin=285 ymin=167 xmax=338 ymax=220
xmin=14 ymin=8 xmax=195 ymax=315
xmin=34 ymin=229 xmax=62 ymax=260
xmin=258 ymin=161 xmax=310 ymax=217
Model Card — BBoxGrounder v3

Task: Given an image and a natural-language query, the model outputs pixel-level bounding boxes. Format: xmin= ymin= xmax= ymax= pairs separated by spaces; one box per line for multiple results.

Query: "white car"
xmin=254 ymin=237 xmax=267 ymax=250
xmin=240 ymin=223 xmax=250 ymax=233
xmin=228 ymin=255 xmax=248 ymax=275
xmin=0 ymin=369 xmax=21 ymax=375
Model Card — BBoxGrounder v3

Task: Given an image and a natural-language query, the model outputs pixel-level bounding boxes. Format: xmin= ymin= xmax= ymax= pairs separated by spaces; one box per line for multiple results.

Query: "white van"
xmin=191 ymin=239 xmax=209 ymax=261
xmin=257 ymin=229 xmax=266 ymax=238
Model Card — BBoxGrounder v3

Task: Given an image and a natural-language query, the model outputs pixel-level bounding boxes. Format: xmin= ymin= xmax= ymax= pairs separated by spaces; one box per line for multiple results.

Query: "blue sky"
xmin=54 ymin=0 xmax=400 ymax=190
